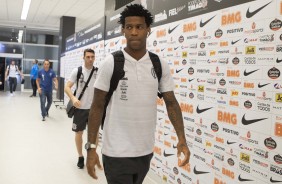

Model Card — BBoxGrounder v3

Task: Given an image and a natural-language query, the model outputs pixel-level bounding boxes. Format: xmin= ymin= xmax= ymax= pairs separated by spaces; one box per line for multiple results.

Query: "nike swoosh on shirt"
xmin=246 ymin=1 xmax=272 ymax=18
xmin=241 ymin=114 xmax=268 ymax=125
xmin=277 ymin=58 xmax=282 ymax=63
xmin=231 ymin=39 xmax=241 ymax=45
xmin=188 ymin=79 xmax=194 ymax=82
xmin=258 ymin=83 xmax=270 ymax=88
xmin=200 ymin=15 xmax=216 ymax=27
xmin=238 ymin=175 xmax=253 ymax=182
xmin=244 ymin=69 xmax=259 ymax=76
xmin=168 ymin=25 xmax=179 ymax=34
xmin=196 ymin=106 xmax=213 ymax=114
xmin=270 ymin=177 xmax=282 ymax=183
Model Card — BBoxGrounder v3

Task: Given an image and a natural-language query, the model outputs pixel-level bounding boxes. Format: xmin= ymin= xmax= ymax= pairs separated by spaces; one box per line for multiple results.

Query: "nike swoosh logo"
xmin=174 ymin=47 xmax=179 ymax=50
xmin=156 ymin=166 xmax=161 ymax=169
xmin=238 ymin=175 xmax=253 ymax=182
xmin=277 ymin=58 xmax=282 ymax=63
xmin=227 ymin=141 xmax=236 ymax=145
xmin=168 ymin=25 xmax=179 ymax=34
xmin=244 ymin=69 xmax=259 ymax=76
xmin=173 ymin=144 xmax=177 ymax=149
xmin=270 ymin=177 xmax=282 ymax=183
xmin=258 ymin=83 xmax=270 ymax=88
xmin=163 ymin=150 xmax=174 ymax=157
xmin=200 ymin=15 xmax=216 ymax=27
xmin=231 ymin=39 xmax=241 ymax=45
xmin=104 ymin=42 xmax=109 ymax=47
xmin=196 ymin=106 xmax=213 ymax=114
xmin=176 ymin=68 xmax=184 ymax=73
xmin=158 ymin=118 xmax=163 ymax=120
xmin=164 ymin=133 xmax=169 ymax=136
xmin=193 ymin=166 xmax=209 ymax=175
xmin=188 ymin=79 xmax=194 ymax=82
xmin=161 ymin=48 xmax=165 ymax=52
xmin=115 ymin=40 xmax=120 ymax=45
xmin=246 ymin=1 xmax=272 ymax=18
xmin=242 ymin=114 xmax=268 ymax=125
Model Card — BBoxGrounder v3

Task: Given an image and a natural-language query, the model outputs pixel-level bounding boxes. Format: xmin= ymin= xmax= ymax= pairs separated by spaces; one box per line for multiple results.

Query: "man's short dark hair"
xmin=35 ymin=59 xmax=38 ymax=64
xmin=84 ymin=48 xmax=95 ymax=57
xmin=118 ymin=4 xmax=153 ymax=28
xmin=43 ymin=59 xmax=50 ymax=64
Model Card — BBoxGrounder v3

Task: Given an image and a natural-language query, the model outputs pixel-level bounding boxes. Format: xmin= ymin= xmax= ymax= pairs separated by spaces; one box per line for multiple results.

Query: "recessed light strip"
xmin=21 ymin=0 xmax=31 ymax=20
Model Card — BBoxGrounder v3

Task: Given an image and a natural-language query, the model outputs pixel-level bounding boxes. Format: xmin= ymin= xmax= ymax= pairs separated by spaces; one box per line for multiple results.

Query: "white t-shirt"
xmin=7 ymin=65 xmax=18 ymax=77
xmin=94 ymin=49 xmax=174 ymax=157
xmin=69 ymin=64 xmax=97 ymax=109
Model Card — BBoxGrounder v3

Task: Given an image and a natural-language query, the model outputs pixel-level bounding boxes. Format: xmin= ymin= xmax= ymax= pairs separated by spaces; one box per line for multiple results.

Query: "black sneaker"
xmin=42 ymin=117 xmax=46 ymax=121
xmin=77 ymin=156 xmax=84 ymax=169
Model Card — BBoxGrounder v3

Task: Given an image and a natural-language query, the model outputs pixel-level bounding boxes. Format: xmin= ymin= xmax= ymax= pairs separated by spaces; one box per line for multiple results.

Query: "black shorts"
xmin=72 ymin=109 xmax=90 ymax=132
xmin=102 ymin=153 xmax=153 ymax=184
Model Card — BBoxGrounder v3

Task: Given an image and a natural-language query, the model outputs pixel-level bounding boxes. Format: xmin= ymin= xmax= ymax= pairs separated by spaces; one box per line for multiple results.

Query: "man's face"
xmin=43 ymin=61 xmax=50 ymax=70
xmin=122 ymin=16 xmax=150 ymax=51
xmin=11 ymin=61 xmax=15 ymax=65
xmin=83 ymin=52 xmax=95 ymax=65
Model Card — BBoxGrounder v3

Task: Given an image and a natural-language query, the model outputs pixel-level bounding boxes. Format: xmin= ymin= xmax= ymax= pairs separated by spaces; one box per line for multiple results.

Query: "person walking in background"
xmin=5 ymin=60 xmax=24 ymax=96
xmin=30 ymin=59 xmax=39 ymax=97
xmin=86 ymin=4 xmax=190 ymax=183
xmin=64 ymin=49 xmax=100 ymax=169
xmin=36 ymin=59 xmax=58 ymax=121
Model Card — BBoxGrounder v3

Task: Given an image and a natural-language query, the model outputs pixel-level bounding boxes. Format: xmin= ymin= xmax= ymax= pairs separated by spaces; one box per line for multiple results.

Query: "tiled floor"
xmin=0 ymin=91 xmax=160 ymax=184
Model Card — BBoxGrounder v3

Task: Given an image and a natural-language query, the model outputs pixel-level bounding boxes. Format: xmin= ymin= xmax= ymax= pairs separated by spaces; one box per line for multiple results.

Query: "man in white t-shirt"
xmin=5 ymin=60 xmax=24 ymax=96
xmin=86 ymin=4 xmax=190 ymax=183
xmin=64 ymin=49 xmax=101 ymax=170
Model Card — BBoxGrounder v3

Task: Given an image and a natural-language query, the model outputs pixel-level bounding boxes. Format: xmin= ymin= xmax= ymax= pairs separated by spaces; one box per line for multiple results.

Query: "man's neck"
xmin=85 ymin=64 xmax=93 ymax=70
xmin=124 ymin=47 xmax=147 ymax=61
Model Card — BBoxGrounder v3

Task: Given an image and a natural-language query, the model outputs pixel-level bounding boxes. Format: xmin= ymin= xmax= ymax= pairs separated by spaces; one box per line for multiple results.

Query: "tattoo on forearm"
xmin=163 ymin=92 xmax=186 ymax=141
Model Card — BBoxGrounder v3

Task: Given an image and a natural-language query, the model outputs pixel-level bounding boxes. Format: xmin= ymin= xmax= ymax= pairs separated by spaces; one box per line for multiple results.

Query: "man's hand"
xmin=86 ymin=150 xmax=103 ymax=179
xmin=71 ymin=97 xmax=81 ymax=108
xmin=38 ymin=88 xmax=42 ymax=94
xmin=177 ymin=141 xmax=190 ymax=167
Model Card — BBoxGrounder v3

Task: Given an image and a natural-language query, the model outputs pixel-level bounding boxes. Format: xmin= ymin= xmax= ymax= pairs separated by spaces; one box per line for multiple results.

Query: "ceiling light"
xmin=21 ymin=0 xmax=31 ymax=20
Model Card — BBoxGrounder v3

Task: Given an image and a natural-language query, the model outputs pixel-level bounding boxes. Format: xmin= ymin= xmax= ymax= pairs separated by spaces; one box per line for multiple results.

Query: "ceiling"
xmin=0 ymin=0 xmax=105 ymax=34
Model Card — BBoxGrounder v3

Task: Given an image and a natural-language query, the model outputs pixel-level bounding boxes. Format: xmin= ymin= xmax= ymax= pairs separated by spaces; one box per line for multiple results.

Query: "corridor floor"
xmin=0 ymin=91 xmax=159 ymax=184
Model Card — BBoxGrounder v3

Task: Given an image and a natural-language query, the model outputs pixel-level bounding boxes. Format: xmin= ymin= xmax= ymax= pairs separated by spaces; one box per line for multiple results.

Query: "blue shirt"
xmin=30 ymin=64 xmax=39 ymax=79
xmin=38 ymin=69 xmax=56 ymax=92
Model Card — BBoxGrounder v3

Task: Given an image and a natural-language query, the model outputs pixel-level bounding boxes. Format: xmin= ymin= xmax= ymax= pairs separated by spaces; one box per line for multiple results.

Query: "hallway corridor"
xmin=0 ymin=91 xmax=158 ymax=184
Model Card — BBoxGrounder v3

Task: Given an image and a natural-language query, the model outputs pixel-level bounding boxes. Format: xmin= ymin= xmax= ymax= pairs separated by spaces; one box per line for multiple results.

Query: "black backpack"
xmin=101 ymin=51 xmax=162 ymax=129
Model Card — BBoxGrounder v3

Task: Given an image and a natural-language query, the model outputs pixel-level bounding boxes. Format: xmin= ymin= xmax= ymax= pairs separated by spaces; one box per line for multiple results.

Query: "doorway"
xmin=0 ymin=57 xmax=5 ymax=91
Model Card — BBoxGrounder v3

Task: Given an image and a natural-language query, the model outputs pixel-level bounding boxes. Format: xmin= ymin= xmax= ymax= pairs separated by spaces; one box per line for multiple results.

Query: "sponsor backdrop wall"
xmin=147 ymin=0 xmax=282 ymax=184
xmin=61 ymin=18 xmax=105 ymax=106
xmin=61 ymin=0 xmax=282 ymax=183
